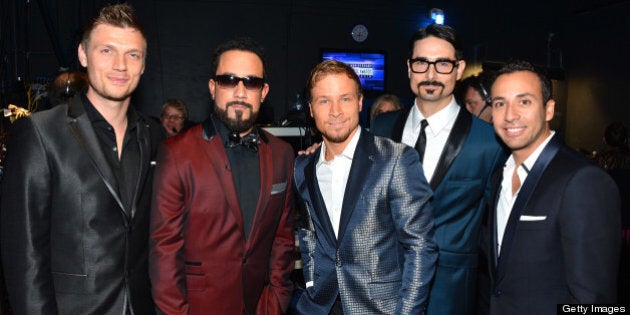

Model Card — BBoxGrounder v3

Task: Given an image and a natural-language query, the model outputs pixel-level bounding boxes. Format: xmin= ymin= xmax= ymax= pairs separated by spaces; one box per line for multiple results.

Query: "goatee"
xmin=216 ymin=101 xmax=258 ymax=133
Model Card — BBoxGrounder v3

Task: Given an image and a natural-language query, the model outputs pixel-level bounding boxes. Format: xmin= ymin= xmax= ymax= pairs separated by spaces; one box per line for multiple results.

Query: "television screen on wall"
xmin=321 ymin=50 xmax=386 ymax=92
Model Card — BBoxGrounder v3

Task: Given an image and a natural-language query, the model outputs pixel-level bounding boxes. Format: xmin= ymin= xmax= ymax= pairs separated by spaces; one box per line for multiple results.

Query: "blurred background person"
xmin=457 ymin=73 xmax=493 ymax=123
xmin=48 ymin=71 xmax=89 ymax=107
xmin=160 ymin=98 xmax=190 ymax=137
xmin=596 ymin=122 xmax=630 ymax=170
xmin=595 ymin=122 xmax=630 ymax=304
xmin=369 ymin=93 xmax=401 ymax=122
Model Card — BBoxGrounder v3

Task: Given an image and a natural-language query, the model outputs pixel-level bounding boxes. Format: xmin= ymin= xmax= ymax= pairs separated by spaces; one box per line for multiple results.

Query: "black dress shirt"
xmin=213 ymin=115 xmax=260 ymax=240
xmin=82 ymin=93 xmax=140 ymax=216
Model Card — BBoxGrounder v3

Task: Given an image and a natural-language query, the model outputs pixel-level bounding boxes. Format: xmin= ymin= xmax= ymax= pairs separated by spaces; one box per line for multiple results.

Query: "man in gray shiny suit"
xmin=294 ymin=60 xmax=438 ymax=314
xmin=0 ymin=4 xmax=161 ymax=314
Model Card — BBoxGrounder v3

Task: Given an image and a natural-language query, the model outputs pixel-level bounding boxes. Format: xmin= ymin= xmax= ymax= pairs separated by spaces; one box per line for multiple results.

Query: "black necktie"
xmin=414 ymin=119 xmax=428 ymax=162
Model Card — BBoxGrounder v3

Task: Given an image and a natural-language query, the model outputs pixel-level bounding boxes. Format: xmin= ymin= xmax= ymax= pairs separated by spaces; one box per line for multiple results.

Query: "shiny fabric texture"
xmin=149 ymin=118 xmax=295 ymax=315
xmin=294 ymin=129 xmax=438 ymax=314
xmin=0 ymin=94 xmax=161 ymax=314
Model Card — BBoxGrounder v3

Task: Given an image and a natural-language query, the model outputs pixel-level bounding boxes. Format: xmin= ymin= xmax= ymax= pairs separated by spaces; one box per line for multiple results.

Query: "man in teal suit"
xmin=371 ymin=24 xmax=506 ymax=315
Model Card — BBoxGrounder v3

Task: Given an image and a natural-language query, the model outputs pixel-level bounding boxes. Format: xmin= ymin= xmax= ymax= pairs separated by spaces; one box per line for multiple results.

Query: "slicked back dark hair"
xmin=210 ymin=37 xmax=267 ymax=78
xmin=494 ymin=60 xmax=553 ymax=104
xmin=408 ymin=24 xmax=464 ymax=60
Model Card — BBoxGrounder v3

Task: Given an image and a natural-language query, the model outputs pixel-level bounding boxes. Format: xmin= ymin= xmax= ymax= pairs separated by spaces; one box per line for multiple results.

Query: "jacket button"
xmin=242 ymin=258 xmax=247 ymax=264
xmin=493 ymin=290 xmax=502 ymax=297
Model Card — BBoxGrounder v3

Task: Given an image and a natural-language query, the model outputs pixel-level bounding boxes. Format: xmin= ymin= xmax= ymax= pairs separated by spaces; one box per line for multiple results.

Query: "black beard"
xmin=215 ymin=101 xmax=258 ymax=133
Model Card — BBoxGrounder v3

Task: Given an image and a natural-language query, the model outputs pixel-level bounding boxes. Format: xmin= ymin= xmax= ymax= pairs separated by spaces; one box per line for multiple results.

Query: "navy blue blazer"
xmin=371 ymin=106 xmax=506 ymax=315
xmin=294 ymin=129 xmax=438 ymax=314
xmin=479 ymin=134 xmax=621 ymax=314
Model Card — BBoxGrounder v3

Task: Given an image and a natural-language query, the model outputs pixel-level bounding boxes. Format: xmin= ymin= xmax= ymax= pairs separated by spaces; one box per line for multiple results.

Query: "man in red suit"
xmin=149 ymin=37 xmax=295 ymax=314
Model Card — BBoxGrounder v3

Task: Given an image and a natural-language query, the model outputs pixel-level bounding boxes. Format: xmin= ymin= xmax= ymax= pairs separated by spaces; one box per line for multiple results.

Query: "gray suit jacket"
xmin=0 ymin=94 xmax=162 ymax=314
xmin=294 ymin=129 xmax=438 ymax=314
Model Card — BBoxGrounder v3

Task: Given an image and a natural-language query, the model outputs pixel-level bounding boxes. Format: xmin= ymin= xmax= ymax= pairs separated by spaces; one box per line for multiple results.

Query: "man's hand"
xmin=298 ymin=142 xmax=321 ymax=155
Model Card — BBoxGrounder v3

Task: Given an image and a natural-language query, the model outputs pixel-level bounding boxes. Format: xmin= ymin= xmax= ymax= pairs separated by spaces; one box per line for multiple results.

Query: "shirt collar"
xmin=318 ymin=126 xmax=361 ymax=166
xmin=81 ymin=92 xmax=139 ymax=128
xmin=411 ymin=96 xmax=460 ymax=136
xmin=506 ymin=130 xmax=556 ymax=171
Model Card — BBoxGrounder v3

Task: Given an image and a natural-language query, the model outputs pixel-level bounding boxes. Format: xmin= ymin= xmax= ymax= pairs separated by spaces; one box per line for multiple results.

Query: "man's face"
xmin=160 ymin=106 xmax=185 ymax=136
xmin=407 ymin=36 xmax=465 ymax=105
xmin=208 ymin=50 xmax=269 ymax=135
xmin=309 ymin=73 xmax=363 ymax=146
xmin=464 ymin=86 xmax=486 ymax=116
xmin=78 ymin=24 xmax=146 ymax=104
xmin=491 ymin=71 xmax=555 ymax=160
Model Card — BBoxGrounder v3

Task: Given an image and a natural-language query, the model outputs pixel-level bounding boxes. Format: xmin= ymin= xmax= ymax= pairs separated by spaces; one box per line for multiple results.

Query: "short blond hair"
xmin=306 ymin=60 xmax=362 ymax=102
xmin=370 ymin=94 xmax=401 ymax=121
xmin=161 ymin=99 xmax=188 ymax=120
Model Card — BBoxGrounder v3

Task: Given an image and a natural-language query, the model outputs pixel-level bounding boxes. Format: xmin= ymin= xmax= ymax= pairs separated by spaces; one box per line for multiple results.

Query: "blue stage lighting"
xmin=430 ymin=8 xmax=444 ymax=25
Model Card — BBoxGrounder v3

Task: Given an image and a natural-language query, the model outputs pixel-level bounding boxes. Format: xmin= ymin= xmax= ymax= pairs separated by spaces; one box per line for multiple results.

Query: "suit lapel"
xmin=429 ymin=108 xmax=472 ymax=190
xmin=201 ymin=119 xmax=245 ymax=232
xmin=130 ymin=120 xmax=151 ymax=219
xmin=489 ymin=170 xmax=502 ymax=275
xmin=249 ymin=131 xmax=272 ymax=243
xmin=337 ymin=130 xmax=371 ymax=243
xmin=66 ymin=96 xmax=126 ymax=218
xmin=304 ymin=149 xmax=338 ymax=247
xmin=494 ymin=134 xmax=561 ymax=281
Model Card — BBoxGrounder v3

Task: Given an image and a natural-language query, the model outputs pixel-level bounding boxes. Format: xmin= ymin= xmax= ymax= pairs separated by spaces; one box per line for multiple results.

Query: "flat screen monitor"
xmin=321 ymin=50 xmax=386 ymax=92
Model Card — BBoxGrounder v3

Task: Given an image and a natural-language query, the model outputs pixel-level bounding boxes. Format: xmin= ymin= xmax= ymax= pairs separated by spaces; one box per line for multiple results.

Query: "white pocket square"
xmin=305 ymin=281 xmax=314 ymax=288
xmin=520 ymin=215 xmax=547 ymax=221
xmin=271 ymin=181 xmax=287 ymax=195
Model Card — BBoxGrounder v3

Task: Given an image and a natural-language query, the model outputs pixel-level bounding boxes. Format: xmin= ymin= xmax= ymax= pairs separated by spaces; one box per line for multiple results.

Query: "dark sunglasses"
xmin=214 ymin=74 xmax=265 ymax=90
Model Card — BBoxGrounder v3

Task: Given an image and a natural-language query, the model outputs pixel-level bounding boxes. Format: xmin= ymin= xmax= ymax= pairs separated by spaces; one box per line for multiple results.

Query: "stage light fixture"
xmin=430 ymin=8 xmax=444 ymax=25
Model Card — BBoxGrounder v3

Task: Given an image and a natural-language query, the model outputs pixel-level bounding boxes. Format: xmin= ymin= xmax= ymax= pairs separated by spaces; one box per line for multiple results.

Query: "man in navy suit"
xmin=371 ymin=24 xmax=506 ymax=315
xmin=478 ymin=60 xmax=620 ymax=314
xmin=294 ymin=60 xmax=437 ymax=314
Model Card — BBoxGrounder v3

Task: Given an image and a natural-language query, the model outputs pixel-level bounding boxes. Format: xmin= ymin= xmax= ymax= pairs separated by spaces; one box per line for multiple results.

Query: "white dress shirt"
xmin=402 ymin=97 xmax=460 ymax=181
xmin=496 ymin=131 xmax=555 ymax=255
xmin=316 ymin=127 xmax=361 ymax=238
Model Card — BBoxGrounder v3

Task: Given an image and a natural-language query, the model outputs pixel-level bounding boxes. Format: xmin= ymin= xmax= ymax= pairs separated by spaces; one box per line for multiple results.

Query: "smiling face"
xmin=491 ymin=70 xmax=555 ymax=163
xmin=208 ymin=50 xmax=269 ymax=135
xmin=309 ymin=73 xmax=363 ymax=152
xmin=160 ymin=106 xmax=186 ymax=136
xmin=78 ymin=23 xmax=146 ymax=106
xmin=407 ymin=36 xmax=465 ymax=110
